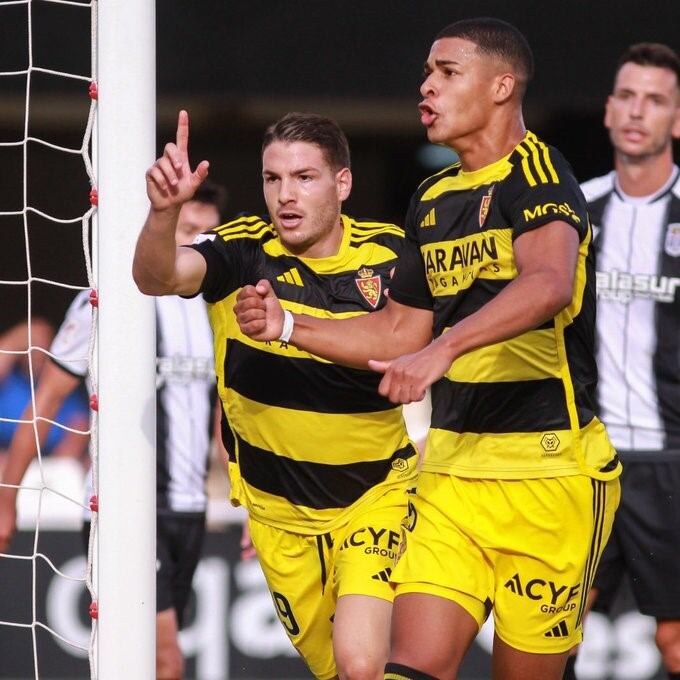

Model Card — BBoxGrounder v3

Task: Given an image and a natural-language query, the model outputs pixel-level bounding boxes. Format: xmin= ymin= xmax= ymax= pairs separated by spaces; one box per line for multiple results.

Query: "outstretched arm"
xmin=234 ymin=280 xmax=433 ymax=369
xmin=133 ymin=110 xmax=210 ymax=297
xmin=0 ymin=361 xmax=81 ymax=552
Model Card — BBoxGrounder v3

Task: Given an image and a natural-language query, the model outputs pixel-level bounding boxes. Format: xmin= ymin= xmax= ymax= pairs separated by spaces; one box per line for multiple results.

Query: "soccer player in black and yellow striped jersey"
xmin=235 ymin=18 xmax=622 ymax=680
xmin=133 ymin=111 xmax=419 ymax=680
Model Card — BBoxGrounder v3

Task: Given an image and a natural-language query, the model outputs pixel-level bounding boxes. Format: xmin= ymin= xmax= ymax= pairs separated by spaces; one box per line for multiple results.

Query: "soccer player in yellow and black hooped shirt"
xmin=234 ymin=18 xmax=622 ymax=680
xmin=133 ymin=111 xmax=419 ymax=680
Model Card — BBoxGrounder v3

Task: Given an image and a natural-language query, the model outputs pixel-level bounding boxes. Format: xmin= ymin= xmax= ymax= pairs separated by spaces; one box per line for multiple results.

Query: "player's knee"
xmin=655 ymin=621 xmax=680 ymax=671
xmin=156 ymin=642 xmax=184 ymax=680
xmin=336 ymin=651 xmax=384 ymax=680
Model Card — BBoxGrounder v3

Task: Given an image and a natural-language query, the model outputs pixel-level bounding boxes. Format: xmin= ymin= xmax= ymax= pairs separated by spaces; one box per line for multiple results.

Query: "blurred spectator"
xmin=0 ymin=318 xmax=89 ymax=468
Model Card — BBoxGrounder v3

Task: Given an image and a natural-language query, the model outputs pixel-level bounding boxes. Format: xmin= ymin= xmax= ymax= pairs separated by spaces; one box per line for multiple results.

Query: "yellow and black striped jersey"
xmin=389 ymin=131 xmax=620 ymax=481
xmin=190 ymin=213 xmax=417 ymax=533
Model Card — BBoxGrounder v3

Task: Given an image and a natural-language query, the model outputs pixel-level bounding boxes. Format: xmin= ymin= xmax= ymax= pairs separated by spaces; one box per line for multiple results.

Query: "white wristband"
xmin=278 ymin=309 xmax=294 ymax=343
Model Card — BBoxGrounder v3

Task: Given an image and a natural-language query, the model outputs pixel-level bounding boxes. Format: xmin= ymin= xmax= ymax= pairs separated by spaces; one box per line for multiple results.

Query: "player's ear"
xmin=492 ymin=72 xmax=516 ymax=104
xmin=671 ymin=102 xmax=680 ymax=140
xmin=336 ymin=167 xmax=352 ymax=202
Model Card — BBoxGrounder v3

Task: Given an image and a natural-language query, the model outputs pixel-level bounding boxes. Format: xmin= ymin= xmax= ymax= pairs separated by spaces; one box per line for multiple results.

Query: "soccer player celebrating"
xmin=577 ymin=42 xmax=680 ymax=679
xmin=133 ymin=111 xmax=418 ymax=680
xmin=235 ymin=18 xmax=622 ymax=680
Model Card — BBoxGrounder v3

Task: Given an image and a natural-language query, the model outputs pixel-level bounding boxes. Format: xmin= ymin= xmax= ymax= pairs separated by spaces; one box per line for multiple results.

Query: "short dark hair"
xmin=193 ymin=180 xmax=228 ymax=219
xmin=435 ymin=18 xmax=534 ymax=96
xmin=262 ymin=112 xmax=351 ymax=170
xmin=616 ymin=42 xmax=680 ymax=86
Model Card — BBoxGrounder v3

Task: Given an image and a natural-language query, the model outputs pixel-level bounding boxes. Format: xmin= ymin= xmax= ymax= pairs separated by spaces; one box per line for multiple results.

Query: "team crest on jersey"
xmin=355 ymin=267 xmax=382 ymax=308
xmin=479 ymin=185 xmax=495 ymax=227
xmin=664 ymin=223 xmax=680 ymax=257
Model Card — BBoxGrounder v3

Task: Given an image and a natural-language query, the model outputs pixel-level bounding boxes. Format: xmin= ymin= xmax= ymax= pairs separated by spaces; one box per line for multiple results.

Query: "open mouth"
xmin=419 ymin=102 xmax=438 ymax=127
xmin=278 ymin=212 xmax=303 ymax=228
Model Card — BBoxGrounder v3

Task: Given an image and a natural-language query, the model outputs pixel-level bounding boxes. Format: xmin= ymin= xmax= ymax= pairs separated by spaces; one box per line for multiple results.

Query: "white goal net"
xmin=0 ymin=1 xmax=156 ymax=678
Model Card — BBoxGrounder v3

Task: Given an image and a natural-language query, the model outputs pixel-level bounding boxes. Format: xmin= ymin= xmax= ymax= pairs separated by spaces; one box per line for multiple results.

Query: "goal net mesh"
xmin=0 ymin=0 xmax=99 ymax=676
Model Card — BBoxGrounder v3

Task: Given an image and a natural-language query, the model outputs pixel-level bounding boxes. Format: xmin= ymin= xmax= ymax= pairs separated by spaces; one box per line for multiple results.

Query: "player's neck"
xmin=456 ymin=116 xmax=526 ymax=173
xmin=614 ymin=148 xmax=675 ymax=197
xmin=297 ymin=215 xmax=345 ymax=259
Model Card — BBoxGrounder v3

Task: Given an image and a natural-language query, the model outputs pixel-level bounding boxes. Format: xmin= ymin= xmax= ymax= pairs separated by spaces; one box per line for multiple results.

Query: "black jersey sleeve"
xmin=183 ymin=213 xmax=274 ymax=302
xmin=500 ymin=142 xmax=589 ymax=242
xmin=185 ymin=232 xmax=251 ymax=303
xmin=388 ymin=195 xmax=434 ymax=310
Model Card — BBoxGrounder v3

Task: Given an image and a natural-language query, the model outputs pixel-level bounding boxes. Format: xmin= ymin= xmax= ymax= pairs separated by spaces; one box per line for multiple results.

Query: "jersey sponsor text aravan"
xmin=423 ymin=235 xmax=498 ymax=275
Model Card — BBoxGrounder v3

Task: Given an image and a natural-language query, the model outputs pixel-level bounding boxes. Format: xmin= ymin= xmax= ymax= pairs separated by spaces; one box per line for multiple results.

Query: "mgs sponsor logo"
xmin=523 ymin=202 xmax=581 ymax=224
xmin=339 ymin=526 xmax=401 ymax=559
xmin=504 ymin=572 xmax=580 ymax=615
xmin=596 ymin=269 xmax=680 ymax=303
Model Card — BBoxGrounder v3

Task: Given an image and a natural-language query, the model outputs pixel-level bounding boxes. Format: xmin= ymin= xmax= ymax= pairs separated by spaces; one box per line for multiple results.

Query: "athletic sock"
xmin=562 ymin=655 xmax=577 ymax=680
xmin=385 ymin=662 xmax=438 ymax=680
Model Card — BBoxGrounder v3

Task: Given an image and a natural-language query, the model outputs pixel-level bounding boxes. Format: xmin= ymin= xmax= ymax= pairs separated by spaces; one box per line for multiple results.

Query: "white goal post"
xmin=96 ymin=0 xmax=156 ymax=677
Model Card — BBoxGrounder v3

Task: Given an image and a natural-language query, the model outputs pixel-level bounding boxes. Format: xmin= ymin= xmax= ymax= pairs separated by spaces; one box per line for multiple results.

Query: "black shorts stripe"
xmin=316 ymin=534 xmax=329 ymax=592
xmin=226 ymin=339 xmax=395 ymax=414
xmin=576 ymin=480 xmax=606 ymax=626
xmin=221 ymin=407 xmax=236 ymax=463
xmin=237 ymin=434 xmax=416 ymax=509
xmin=430 ymin=377 xmax=585 ymax=434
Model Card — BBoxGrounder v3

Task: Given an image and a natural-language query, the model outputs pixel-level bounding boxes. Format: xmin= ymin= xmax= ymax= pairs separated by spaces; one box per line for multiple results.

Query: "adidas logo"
xmin=371 ymin=567 xmax=392 ymax=583
xmin=544 ymin=620 xmax=569 ymax=638
xmin=276 ymin=267 xmax=304 ymax=286
xmin=420 ymin=208 xmax=436 ymax=228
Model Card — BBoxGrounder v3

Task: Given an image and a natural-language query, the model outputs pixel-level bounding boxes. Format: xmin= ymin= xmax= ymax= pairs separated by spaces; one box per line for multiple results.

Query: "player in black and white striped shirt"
xmin=578 ymin=42 xmax=680 ymax=680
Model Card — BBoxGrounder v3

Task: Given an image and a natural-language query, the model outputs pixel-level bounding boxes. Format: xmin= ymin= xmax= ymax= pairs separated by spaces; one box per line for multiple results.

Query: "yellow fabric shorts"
xmin=391 ymin=471 xmax=620 ymax=654
xmin=249 ymin=486 xmax=410 ymax=679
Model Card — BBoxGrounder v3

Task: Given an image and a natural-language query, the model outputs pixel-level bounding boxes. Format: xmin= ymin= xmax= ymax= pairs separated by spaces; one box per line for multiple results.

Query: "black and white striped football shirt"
xmin=582 ymin=166 xmax=680 ymax=457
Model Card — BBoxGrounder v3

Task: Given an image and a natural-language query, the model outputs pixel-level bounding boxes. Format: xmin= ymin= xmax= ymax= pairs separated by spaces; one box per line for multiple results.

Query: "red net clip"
xmin=89 ymin=601 xmax=98 ymax=619
xmin=89 ymin=495 xmax=99 ymax=513
xmin=89 ymin=187 xmax=98 ymax=206
xmin=88 ymin=82 xmax=98 ymax=100
xmin=89 ymin=289 xmax=99 ymax=308
xmin=89 ymin=394 xmax=98 ymax=411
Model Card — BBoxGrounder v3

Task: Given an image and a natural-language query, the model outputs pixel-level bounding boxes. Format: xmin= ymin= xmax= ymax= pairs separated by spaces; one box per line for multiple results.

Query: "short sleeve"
xmin=50 ymin=290 xmax=92 ymax=378
xmin=185 ymin=235 xmax=243 ymax=303
xmin=500 ymin=145 xmax=589 ymax=242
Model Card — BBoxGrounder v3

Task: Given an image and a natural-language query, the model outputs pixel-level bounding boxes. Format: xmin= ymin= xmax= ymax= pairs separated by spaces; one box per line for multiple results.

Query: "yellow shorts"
xmin=249 ymin=486 xmax=409 ymax=679
xmin=391 ymin=472 xmax=620 ymax=654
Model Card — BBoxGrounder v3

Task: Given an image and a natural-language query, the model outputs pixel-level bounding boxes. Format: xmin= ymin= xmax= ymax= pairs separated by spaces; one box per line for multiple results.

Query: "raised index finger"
xmin=176 ymin=109 xmax=189 ymax=154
